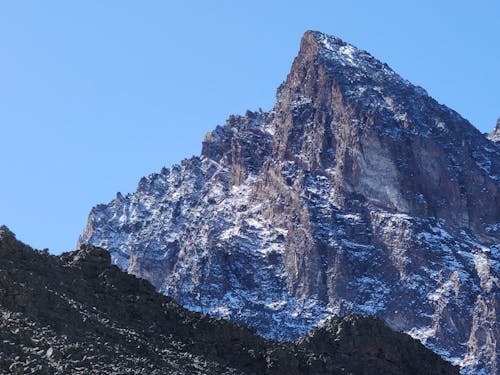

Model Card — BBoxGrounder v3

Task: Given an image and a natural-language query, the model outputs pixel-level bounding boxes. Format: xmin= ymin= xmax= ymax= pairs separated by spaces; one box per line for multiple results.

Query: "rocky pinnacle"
xmin=488 ymin=117 xmax=500 ymax=142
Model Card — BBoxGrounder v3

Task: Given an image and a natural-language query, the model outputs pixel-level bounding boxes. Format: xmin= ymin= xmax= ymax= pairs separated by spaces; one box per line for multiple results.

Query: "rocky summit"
xmin=0 ymin=226 xmax=458 ymax=374
xmin=488 ymin=117 xmax=500 ymax=142
xmin=79 ymin=31 xmax=500 ymax=374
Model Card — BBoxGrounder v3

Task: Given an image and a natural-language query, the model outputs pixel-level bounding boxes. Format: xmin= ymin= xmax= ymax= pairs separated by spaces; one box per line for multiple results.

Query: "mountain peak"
xmin=295 ymin=30 xmax=406 ymax=84
xmin=299 ymin=30 xmax=383 ymax=77
xmin=0 ymin=225 xmax=17 ymax=243
xmin=0 ymin=225 xmax=13 ymax=240
xmin=488 ymin=116 xmax=500 ymax=142
xmin=280 ymin=30 xmax=432 ymax=135
xmin=301 ymin=30 xmax=347 ymax=50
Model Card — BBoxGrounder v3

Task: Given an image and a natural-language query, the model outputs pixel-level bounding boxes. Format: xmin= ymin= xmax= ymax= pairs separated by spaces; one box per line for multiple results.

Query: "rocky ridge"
xmin=80 ymin=31 xmax=500 ymax=374
xmin=0 ymin=226 xmax=458 ymax=374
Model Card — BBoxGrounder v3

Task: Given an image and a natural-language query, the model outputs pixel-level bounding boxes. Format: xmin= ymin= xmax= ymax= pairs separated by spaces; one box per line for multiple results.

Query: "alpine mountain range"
xmin=79 ymin=31 xmax=499 ymax=374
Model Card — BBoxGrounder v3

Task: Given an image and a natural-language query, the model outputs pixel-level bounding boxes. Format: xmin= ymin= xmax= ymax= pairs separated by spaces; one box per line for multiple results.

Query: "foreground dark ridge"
xmin=0 ymin=226 xmax=457 ymax=374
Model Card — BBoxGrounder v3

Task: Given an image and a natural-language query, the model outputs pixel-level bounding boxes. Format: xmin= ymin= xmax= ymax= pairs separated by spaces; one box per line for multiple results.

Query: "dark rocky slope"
xmin=80 ymin=31 xmax=499 ymax=374
xmin=0 ymin=226 xmax=458 ymax=374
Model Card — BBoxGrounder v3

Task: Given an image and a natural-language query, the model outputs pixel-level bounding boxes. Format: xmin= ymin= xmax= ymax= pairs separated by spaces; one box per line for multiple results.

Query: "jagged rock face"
xmin=80 ymin=31 xmax=500 ymax=374
xmin=0 ymin=227 xmax=459 ymax=374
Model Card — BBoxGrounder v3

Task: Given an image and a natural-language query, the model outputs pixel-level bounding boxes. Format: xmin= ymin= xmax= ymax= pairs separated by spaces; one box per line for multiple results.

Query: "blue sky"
xmin=1 ymin=1 xmax=499 ymax=253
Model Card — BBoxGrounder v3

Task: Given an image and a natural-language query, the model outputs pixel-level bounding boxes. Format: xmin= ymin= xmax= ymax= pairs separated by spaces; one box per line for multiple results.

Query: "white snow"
xmin=339 ymin=45 xmax=357 ymax=65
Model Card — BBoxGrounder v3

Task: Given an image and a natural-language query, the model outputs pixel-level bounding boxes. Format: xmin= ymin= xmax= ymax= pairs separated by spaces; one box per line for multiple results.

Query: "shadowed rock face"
xmin=80 ymin=31 xmax=500 ymax=374
xmin=0 ymin=227 xmax=459 ymax=374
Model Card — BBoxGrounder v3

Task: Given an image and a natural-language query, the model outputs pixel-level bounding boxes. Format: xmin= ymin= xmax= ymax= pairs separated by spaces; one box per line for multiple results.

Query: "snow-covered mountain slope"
xmin=80 ymin=31 xmax=500 ymax=374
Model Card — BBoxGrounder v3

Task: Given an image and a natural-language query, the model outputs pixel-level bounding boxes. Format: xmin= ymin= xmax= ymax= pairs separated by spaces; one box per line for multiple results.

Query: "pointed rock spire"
xmin=488 ymin=116 xmax=500 ymax=142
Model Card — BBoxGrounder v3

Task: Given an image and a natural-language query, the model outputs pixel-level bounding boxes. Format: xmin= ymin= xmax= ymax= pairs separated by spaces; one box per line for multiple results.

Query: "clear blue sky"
xmin=1 ymin=1 xmax=499 ymax=253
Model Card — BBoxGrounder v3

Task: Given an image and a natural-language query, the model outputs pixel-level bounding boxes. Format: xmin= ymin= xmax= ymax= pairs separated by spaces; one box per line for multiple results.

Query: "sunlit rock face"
xmin=80 ymin=31 xmax=500 ymax=374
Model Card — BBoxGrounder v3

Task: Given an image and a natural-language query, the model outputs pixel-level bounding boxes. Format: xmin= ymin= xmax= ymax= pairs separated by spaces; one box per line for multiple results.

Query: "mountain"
xmin=79 ymin=31 xmax=500 ymax=374
xmin=488 ymin=117 xmax=500 ymax=142
xmin=0 ymin=226 xmax=458 ymax=374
